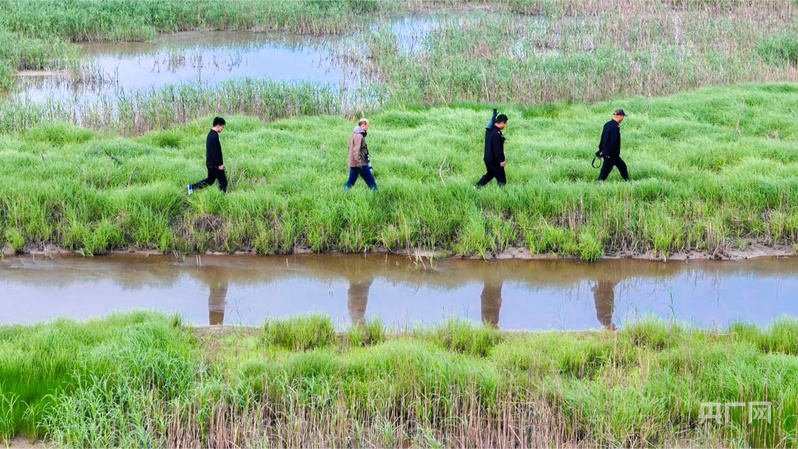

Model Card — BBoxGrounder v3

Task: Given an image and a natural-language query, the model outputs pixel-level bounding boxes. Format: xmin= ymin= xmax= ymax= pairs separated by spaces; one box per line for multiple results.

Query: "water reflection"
xmin=0 ymin=254 xmax=796 ymax=330
xmin=344 ymin=271 xmax=505 ymax=328
xmin=480 ymin=278 xmax=502 ymax=327
xmin=592 ymin=279 xmax=618 ymax=330
xmin=346 ymin=267 xmax=374 ymax=324
xmin=195 ymin=268 xmax=229 ymax=325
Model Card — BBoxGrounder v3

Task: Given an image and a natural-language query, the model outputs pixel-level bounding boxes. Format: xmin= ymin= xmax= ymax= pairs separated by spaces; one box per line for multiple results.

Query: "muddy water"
xmin=1 ymin=254 xmax=796 ymax=330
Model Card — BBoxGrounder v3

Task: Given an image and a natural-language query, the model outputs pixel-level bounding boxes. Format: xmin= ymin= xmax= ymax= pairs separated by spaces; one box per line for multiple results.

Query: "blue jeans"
xmin=344 ymin=166 xmax=377 ymax=190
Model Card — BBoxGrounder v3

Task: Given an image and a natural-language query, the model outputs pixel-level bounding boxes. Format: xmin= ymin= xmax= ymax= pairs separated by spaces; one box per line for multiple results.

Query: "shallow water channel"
xmin=1 ymin=254 xmax=795 ymax=330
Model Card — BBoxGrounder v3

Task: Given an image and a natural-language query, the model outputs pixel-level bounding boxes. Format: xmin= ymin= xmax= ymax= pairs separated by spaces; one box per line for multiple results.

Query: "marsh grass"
xmin=2 ymin=84 xmax=798 ymax=259
xmin=2 ymin=312 xmax=798 ymax=447
xmin=332 ymin=1 xmax=798 ymax=105
xmin=3 ymin=0 xmax=798 ymax=117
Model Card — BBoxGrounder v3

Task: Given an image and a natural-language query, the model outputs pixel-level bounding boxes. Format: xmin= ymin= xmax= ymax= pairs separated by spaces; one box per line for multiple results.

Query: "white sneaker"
xmin=187 ymin=184 xmax=193 ymax=195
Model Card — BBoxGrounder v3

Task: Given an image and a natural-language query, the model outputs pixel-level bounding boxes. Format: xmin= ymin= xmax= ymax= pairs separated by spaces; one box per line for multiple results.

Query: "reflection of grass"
xmin=2 ymin=311 xmax=797 ymax=447
xmin=2 ymin=84 xmax=798 ymax=259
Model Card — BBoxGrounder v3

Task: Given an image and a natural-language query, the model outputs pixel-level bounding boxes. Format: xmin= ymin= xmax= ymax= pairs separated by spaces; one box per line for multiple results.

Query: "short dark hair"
xmin=213 ymin=117 xmax=226 ymax=127
xmin=495 ymin=114 xmax=508 ymax=123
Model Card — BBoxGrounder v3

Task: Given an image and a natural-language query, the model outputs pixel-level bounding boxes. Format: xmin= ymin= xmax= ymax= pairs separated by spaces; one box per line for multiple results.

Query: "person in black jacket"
xmin=188 ymin=116 xmax=227 ymax=193
xmin=474 ymin=114 xmax=508 ymax=187
xmin=596 ymin=109 xmax=629 ymax=181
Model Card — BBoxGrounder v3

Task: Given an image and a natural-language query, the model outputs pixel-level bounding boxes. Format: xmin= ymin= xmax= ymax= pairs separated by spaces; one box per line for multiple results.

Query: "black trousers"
xmin=192 ymin=166 xmax=228 ymax=192
xmin=597 ymin=156 xmax=629 ymax=181
xmin=475 ymin=161 xmax=506 ymax=187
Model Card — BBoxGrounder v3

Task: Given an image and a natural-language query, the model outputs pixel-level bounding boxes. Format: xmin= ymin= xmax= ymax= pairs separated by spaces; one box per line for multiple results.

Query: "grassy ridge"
xmin=1 ymin=312 xmax=797 ymax=447
xmin=2 ymin=84 xmax=798 ymax=258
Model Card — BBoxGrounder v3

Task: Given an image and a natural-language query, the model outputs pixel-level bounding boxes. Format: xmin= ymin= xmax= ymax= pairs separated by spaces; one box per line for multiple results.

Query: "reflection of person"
xmin=480 ymin=280 xmax=503 ymax=327
xmin=344 ymin=118 xmax=377 ymax=190
xmin=475 ymin=114 xmax=508 ymax=187
xmin=189 ymin=116 xmax=227 ymax=194
xmin=592 ymin=279 xmax=617 ymax=330
xmin=596 ymin=109 xmax=629 ymax=182
xmin=347 ymin=278 xmax=373 ymax=325
xmin=195 ymin=268 xmax=229 ymax=325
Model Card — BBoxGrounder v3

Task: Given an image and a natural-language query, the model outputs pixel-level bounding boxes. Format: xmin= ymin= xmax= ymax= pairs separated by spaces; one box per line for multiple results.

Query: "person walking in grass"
xmin=596 ymin=109 xmax=629 ymax=182
xmin=188 ymin=116 xmax=227 ymax=194
xmin=344 ymin=118 xmax=377 ymax=190
xmin=474 ymin=114 xmax=508 ymax=187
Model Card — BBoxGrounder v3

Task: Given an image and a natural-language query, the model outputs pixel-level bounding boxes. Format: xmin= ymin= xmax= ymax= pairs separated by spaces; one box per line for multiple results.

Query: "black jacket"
xmin=483 ymin=126 xmax=505 ymax=163
xmin=205 ymin=130 xmax=223 ymax=168
xmin=598 ymin=119 xmax=621 ymax=158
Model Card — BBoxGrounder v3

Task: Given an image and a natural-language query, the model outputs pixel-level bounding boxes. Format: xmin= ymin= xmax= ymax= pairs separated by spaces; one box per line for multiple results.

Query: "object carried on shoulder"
xmin=486 ymin=108 xmax=498 ymax=129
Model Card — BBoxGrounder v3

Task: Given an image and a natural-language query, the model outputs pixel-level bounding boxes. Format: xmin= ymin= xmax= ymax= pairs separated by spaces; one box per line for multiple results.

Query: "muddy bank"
xmin=7 ymin=240 xmax=795 ymax=261
xmin=2 ymin=437 xmax=45 ymax=449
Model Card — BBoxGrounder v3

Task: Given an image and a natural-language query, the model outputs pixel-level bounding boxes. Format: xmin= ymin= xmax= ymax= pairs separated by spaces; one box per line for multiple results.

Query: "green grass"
xmin=1 ymin=311 xmax=798 ymax=447
xmin=2 ymin=84 xmax=798 ymax=259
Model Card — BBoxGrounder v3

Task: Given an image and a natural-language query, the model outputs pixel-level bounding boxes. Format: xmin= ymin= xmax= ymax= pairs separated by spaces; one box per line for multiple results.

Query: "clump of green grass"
xmin=433 ymin=318 xmax=503 ymax=357
xmin=0 ymin=311 xmax=196 ymax=441
xmin=261 ymin=314 xmax=335 ymax=351
xmin=347 ymin=318 xmax=386 ymax=347
xmin=757 ymin=34 xmax=798 ymax=68
xmin=729 ymin=316 xmax=798 ymax=356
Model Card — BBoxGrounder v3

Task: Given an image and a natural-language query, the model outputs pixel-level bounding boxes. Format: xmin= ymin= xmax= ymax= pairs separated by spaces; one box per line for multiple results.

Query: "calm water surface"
xmin=13 ymin=16 xmax=440 ymax=103
xmin=1 ymin=254 xmax=795 ymax=330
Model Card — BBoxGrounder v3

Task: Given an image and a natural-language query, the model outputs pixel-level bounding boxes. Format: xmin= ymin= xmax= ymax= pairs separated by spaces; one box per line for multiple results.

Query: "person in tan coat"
xmin=343 ymin=118 xmax=377 ymax=190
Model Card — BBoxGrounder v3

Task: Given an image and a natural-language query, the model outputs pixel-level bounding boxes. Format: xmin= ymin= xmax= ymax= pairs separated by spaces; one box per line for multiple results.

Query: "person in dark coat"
xmin=596 ymin=109 xmax=629 ymax=181
xmin=475 ymin=114 xmax=508 ymax=187
xmin=188 ymin=116 xmax=227 ymax=193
